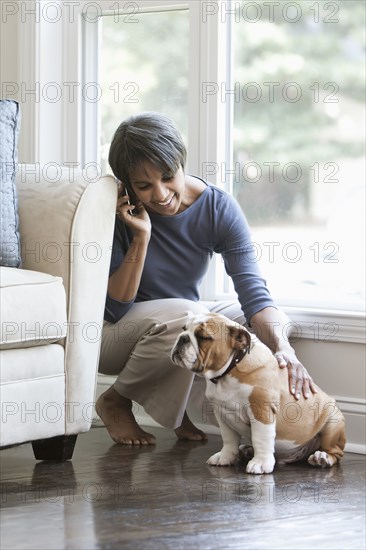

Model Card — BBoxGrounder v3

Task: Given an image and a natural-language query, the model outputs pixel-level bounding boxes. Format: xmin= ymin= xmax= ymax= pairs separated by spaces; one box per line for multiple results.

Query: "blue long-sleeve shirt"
xmin=104 ymin=179 xmax=275 ymax=323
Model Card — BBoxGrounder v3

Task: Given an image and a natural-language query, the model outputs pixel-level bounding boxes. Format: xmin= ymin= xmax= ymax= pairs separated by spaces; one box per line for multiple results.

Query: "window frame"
xmin=80 ymin=0 xmax=366 ymax=343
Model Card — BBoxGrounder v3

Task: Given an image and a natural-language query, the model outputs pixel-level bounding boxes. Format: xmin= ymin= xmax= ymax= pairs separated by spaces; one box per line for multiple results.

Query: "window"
xmin=226 ymin=0 xmax=365 ymax=312
xmin=81 ymin=0 xmax=365 ymax=316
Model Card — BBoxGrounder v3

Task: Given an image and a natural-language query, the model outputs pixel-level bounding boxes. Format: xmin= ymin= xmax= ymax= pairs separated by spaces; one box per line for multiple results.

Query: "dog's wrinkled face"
xmin=171 ymin=312 xmax=251 ymax=380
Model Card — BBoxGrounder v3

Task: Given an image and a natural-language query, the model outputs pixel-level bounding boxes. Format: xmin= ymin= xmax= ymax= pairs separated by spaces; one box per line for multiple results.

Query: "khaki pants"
xmin=99 ymin=298 xmax=246 ymax=429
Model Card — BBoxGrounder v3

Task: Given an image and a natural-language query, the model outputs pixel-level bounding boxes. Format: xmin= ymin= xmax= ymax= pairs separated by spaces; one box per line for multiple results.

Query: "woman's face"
xmin=128 ymin=162 xmax=186 ymax=216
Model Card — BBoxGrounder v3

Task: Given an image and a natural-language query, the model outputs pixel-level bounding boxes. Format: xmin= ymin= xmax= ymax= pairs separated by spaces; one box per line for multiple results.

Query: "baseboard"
xmin=96 ymin=375 xmax=366 ymax=455
xmin=132 ymin=409 xmax=365 ymax=455
xmin=345 ymin=443 xmax=366 ymax=454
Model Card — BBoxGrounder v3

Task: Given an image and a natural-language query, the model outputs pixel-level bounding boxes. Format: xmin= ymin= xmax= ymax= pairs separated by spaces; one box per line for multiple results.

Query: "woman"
xmin=97 ymin=112 xmax=316 ymax=445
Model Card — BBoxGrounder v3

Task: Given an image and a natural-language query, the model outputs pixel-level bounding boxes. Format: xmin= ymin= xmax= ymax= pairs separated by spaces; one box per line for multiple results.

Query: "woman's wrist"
xmin=275 ymin=341 xmax=294 ymax=355
xmin=132 ymin=232 xmax=151 ymax=244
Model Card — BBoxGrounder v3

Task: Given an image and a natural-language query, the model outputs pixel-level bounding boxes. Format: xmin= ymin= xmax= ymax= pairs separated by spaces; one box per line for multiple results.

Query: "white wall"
xmin=0 ymin=1 xmax=73 ymax=164
xmin=1 ymin=4 xmax=32 ymax=162
xmin=0 ymin=4 xmax=20 ymax=152
xmin=0 ymin=11 xmax=19 ymax=83
xmin=294 ymin=339 xmax=365 ymax=452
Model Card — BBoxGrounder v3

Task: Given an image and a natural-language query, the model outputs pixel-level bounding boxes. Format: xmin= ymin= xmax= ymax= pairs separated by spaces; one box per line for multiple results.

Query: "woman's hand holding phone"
xmin=116 ymin=183 xmax=151 ymax=239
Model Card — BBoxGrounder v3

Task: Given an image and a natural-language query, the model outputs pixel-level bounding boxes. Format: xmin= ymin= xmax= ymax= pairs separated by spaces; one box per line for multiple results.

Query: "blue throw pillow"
xmin=0 ymin=100 xmax=21 ymax=267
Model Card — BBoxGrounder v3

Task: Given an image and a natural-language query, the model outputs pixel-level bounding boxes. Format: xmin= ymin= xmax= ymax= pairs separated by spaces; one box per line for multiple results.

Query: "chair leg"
xmin=31 ymin=434 xmax=78 ymax=461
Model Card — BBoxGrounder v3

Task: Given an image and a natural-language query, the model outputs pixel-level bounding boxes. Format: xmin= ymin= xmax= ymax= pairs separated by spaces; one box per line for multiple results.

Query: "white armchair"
xmin=0 ymin=165 xmax=117 ymax=460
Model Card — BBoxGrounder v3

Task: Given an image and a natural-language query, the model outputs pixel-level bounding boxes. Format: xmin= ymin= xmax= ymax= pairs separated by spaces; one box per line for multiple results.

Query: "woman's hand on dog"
xmin=275 ymin=348 xmax=317 ymax=400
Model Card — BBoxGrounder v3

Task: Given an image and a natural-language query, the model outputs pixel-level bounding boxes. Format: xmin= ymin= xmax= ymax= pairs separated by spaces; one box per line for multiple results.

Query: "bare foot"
xmin=175 ymin=412 xmax=208 ymax=441
xmin=96 ymin=386 xmax=156 ymax=445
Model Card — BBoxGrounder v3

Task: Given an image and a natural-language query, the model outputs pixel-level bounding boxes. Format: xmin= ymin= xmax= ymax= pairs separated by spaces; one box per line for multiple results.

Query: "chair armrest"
xmin=16 ymin=165 xmax=117 ymax=433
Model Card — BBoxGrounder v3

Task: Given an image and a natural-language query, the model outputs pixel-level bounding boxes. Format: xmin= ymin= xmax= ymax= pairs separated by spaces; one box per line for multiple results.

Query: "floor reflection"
xmin=0 ymin=426 xmax=364 ymax=550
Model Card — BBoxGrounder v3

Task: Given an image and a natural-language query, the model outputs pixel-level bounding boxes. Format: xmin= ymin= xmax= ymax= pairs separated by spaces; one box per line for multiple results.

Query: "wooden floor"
xmin=1 ymin=426 xmax=365 ymax=550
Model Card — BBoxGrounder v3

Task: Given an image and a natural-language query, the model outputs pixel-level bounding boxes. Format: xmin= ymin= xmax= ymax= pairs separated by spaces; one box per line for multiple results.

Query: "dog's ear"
xmin=228 ymin=325 xmax=251 ymax=350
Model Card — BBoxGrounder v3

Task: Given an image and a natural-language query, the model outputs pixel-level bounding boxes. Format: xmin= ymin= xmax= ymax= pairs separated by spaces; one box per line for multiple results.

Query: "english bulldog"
xmin=171 ymin=312 xmax=346 ymax=474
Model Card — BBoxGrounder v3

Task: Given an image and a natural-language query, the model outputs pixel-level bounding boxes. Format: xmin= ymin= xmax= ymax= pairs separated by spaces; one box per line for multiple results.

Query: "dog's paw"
xmin=308 ymin=451 xmax=336 ymax=468
xmin=206 ymin=450 xmax=239 ymax=466
xmin=246 ymin=456 xmax=275 ymax=474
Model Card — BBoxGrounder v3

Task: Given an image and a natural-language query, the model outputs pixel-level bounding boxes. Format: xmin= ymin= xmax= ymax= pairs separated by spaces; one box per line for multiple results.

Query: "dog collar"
xmin=210 ymin=347 xmax=249 ymax=384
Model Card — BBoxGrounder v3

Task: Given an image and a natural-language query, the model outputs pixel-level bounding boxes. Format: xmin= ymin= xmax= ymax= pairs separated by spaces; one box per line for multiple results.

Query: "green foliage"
xmin=100 ymin=10 xmax=189 ymax=151
xmin=233 ymin=0 xmax=365 ymax=224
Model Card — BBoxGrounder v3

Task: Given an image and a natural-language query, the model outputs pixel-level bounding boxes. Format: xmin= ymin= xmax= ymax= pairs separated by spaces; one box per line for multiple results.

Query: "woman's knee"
xmin=205 ymin=300 xmax=246 ymax=325
xmin=151 ymin=298 xmax=210 ymax=319
xmin=98 ymin=300 xmax=210 ymax=374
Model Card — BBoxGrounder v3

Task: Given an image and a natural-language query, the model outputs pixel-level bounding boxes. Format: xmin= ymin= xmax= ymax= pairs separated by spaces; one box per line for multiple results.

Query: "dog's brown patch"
xmin=249 ymin=386 xmax=278 ymax=424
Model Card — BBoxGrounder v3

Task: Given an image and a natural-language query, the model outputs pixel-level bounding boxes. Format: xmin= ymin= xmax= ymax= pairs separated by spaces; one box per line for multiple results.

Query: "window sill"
xmin=210 ymin=290 xmax=365 ymax=344
xmin=282 ymin=306 xmax=366 ymax=345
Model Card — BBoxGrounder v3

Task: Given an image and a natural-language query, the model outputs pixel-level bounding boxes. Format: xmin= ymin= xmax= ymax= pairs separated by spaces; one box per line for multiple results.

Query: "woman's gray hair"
xmin=108 ymin=112 xmax=187 ymax=184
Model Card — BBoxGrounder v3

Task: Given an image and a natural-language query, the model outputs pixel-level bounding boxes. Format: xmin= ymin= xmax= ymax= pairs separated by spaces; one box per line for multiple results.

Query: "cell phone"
xmin=123 ymin=186 xmax=136 ymax=216
xmin=115 ymin=178 xmax=138 ymax=217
